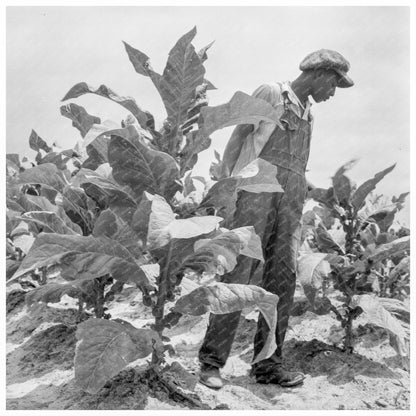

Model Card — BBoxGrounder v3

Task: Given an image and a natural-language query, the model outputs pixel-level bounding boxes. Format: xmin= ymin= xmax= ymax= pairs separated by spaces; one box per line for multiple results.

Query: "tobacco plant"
xmin=6 ymin=27 xmax=288 ymax=397
xmin=297 ymin=160 xmax=409 ymax=360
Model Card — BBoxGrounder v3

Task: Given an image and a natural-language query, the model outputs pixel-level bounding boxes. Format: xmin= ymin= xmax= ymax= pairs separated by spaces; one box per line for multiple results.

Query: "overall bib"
xmin=199 ymin=104 xmax=312 ymax=368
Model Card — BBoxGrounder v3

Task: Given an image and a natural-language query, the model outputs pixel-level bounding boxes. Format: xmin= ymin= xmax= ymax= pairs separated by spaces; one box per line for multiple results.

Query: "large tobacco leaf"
xmin=62 ymin=82 xmax=152 ymax=129
xmin=75 ymin=318 xmax=163 ymax=394
xmin=72 ymin=169 xmax=137 ymax=223
xmin=132 ymin=192 xmax=222 ymax=250
xmin=297 ymin=253 xmax=331 ymax=306
xmin=366 ymin=236 xmax=410 ymax=264
xmin=315 ymin=223 xmax=345 ymax=254
xmin=81 ymin=124 xmax=149 ymax=170
xmin=25 ymin=281 xmax=90 ymax=306
xmin=124 ymin=28 xmax=206 ymax=155
xmin=29 ymin=129 xmax=52 ymax=154
xmin=73 ymin=120 xmax=118 ymax=169
xmin=18 ymin=211 xmax=82 ymax=235
xmin=173 ymin=282 xmax=278 ymax=364
xmin=108 ymin=134 xmax=181 ymax=202
xmin=350 ymin=294 xmax=409 ymax=356
xmin=351 ymin=164 xmax=396 ymax=212
xmin=159 ymin=27 xmax=205 ymax=154
xmin=17 ymin=163 xmax=68 ymax=194
xmin=332 ymin=159 xmax=357 ymax=206
xmin=61 ymin=185 xmax=96 ymax=235
xmin=60 ymin=103 xmax=101 ymax=138
xmin=178 ymin=226 xmax=263 ymax=276
xmin=198 ymin=158 xmax=283 ymax=223
xmin=198 ymin=40 xmax=215 ymax=63
xmin=93 ymin=209 xmax=143 ymax=258
xmin=307 ymin=186 xmax=338 ymax=210
xmin=123 ymin=40 xmax=162 ymax=89
xmin=200 ymin=91 xmax=284 ymax=136
xmin=8 ymin=233 xmax=152 ymax=290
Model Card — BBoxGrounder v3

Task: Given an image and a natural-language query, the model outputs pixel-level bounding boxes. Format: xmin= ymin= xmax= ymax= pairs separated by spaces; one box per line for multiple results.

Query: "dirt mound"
xmin=7 ymin=324 xmax=77 ymax=384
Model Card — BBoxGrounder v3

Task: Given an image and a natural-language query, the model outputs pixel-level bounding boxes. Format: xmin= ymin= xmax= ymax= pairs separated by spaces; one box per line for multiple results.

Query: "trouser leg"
xmin=198 ymin=190 xmax=277 ymax=368
xmin=252 ymin=191 xmax=303 ymax=366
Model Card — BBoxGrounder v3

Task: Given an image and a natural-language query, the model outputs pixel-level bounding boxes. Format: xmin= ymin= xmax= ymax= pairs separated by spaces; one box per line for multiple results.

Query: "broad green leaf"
xmin=13 ymin=234 xmax=35 ymax=255
xmin=236 ymin=158 xmax=284 ymax=193
xmin=123 ymin=40 xmax=162 ymax=90
xmin=315 ymin=223 xmax=345 ymax=254
xmin=74 ymin=121 xmax=118 ymax=168
xmin=180 ymin=130 xmax=211 ymax=176
xmin=60 ymin=103 xmax=101 ymax=138
xmin=351 ymin=164 xmax=396 ymax=212
xmin=72 ymin=169 xmax=137 ymax=223
xmin=81 ymin=124 xmax=148 ymax=170
xmin=297 ymin=253 xmax=331 ymax=305
xmin=6 ymin=154 xmax=21 ymax=176
xmin=199 ymin=158 xmax=283 ymax=223
xmin=18 ymin=211 xmax=82 ymax=235
xmin=123 ymin=41 xmax=152 ymax=76
xmin=379 ymin=297 xmax=410 ymax=324
xmin=389 ymin=256 xmax=410 ymax=281
xmin=332 ymin=159 xmax=357 ymax=206
xmin=198 ymin=40 xmax=215 ymax=62
xmin=36 ymin=151 xmax=72 ymax=171
xmin=158 ymin=27 xmax=206 ymax=154
xmin=62 ymin=82 xmax=152 ymax=129
xmin=17 ymin=163 xmax=68 ymax=193
xmin=6 ymin=153 xmax=21 ymax=168
xmin=172 ymin=282 xmax=279 ymax=364
xmin=183 ymin=171 xmax=197 ymax=197
xmin=93 ymin=209 xmax=143 ymax=258
xmin=307 ymin=186 xmax=338 ymax=210
xmin=7 ymin=198 xmax=24 ymax=213
xmin=350 ymin=294 xmax=409 ymax=356
xmin=75 ymin=318 xmax=162 ymax=394
xmin=22 ymin=194 xmax=85 ymax=235
xmin=6 ymin=210 xmax=22 ymax=235
xmin=135 ymin=192 xmax=222 ymax=250
xmin=23 ymin=194 xmax=57 ymax=211
xmin=392 ymin=192 xmax=409 ymax=208
xmin=366 ymin=236 xmax=410 ymax=264
xmin=108 ymin=134 xmax=181 ymax=202
xmin=200 ymin=91 xmax=284 ymax=136
xmin=61 ymin=186 xmax=95 ymax=235
xmin=10 ymin=220 xmax=30 ymax=238
xmin=369 ymin=207 xmax=398 ymax=233
xmin=29 ymin=129 xmax=52 ymax=153
xmin=25 ymin=281 xmax=87 ymax=306
xmin=179 ymin=226 xmax=263 ymax=276
xmin=8 ymin=233 xmax=152 ymax=290
xmin=6 ymin=259 xmax=20 ymax=280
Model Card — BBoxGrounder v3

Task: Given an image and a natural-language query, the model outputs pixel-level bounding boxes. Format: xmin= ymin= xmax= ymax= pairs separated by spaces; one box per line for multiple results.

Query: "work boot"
xmin=199 ymin=363 xmax=224 ymax=390
xmin=251 ymin=362 xmax=305 ymax=387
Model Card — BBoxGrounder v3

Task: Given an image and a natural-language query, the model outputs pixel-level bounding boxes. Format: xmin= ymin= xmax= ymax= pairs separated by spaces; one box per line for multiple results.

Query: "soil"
xmin=6 ymin=285 xmax=410 ymax=410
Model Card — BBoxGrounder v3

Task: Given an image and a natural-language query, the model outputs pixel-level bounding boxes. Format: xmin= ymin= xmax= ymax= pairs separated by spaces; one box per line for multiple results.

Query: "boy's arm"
xmin=220 ymin=123 xmax=254 ymax=178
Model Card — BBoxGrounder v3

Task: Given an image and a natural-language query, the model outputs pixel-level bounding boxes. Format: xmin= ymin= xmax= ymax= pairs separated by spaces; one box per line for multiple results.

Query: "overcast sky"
xmin=6 ymin=6 xmax=410 ymax=224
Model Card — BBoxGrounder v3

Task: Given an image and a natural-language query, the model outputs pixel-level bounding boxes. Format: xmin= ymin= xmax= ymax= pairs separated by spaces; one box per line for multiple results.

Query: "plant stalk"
xmin=152 ymin=240 xmax=173 ymax=365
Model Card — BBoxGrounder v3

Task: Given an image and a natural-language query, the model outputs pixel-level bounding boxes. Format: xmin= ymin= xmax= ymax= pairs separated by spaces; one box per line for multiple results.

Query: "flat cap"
xmin=299 ymin=49 xmax=354 ymax=88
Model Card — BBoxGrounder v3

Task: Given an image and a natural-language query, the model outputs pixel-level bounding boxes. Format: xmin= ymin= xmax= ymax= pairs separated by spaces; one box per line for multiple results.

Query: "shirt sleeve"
xmin=249 ymin=83 xmax=284 ymax=156
xmin=251 ymin=82 xmax=284 ymax=109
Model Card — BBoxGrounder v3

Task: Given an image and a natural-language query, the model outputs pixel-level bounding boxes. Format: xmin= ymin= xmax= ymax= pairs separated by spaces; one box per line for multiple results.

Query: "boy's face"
xmin=310 ymin=69 xmax=339 ymax=103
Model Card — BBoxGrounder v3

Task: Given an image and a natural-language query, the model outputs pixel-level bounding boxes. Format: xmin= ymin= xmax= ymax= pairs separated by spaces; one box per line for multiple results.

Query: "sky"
xmin=6 ymin=5 xmax=410 ymax=224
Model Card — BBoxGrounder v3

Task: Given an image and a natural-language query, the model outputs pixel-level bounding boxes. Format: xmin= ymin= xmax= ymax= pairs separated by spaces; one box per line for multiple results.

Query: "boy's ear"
xmin=314 ymin=68 xmax=325 ymax=79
